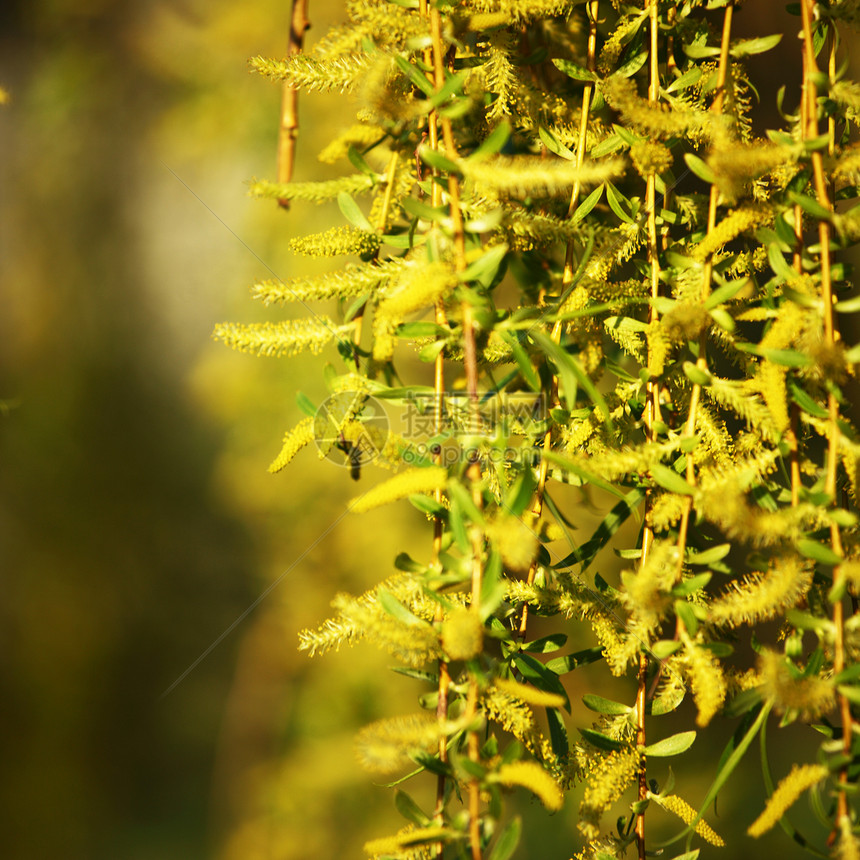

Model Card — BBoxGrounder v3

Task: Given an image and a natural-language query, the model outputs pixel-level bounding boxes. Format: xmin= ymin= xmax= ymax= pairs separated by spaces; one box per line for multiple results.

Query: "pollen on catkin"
xmin=494 ymin=677 xmax=566 ymax=709
xmin=363 ymin=825 xmax=454 ymax=857
xmin=441 ymin=608 xmax=483 ymax=661
xmin=213 ymin=318 xmax=343 ymax=358
xmin=290 ymin=225 xmax=381 ymax=257
xmin=495 ymin=761 xmax=564 ymax=811
xmin=747 ymin=763 xmax=828 ymax=837
xmin=758 ymin=650 xmax=835 ymax=721
xmin=350 ymin=467 xmax=448 ymax=513
xmin=355 ymin=713 xmax=443 ymax=774
xmin=649 ymin=793 xmax=725 ymax=847
xmin=578 ymin=747 xmax=640 ymax=840
xmin=268 ymin=417 xmax=316 ymax=473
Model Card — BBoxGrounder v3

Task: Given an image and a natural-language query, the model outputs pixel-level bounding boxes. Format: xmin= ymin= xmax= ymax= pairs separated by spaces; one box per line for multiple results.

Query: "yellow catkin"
xmin=758 ymin=650 xmax=835 ymax=720
xmin=488 ymin=514 xmax=539 ymax=573
xmin=682 ymin=635 xmax=727 ymax=727
xmin=355 ymin=714 xmax=442 ymax=774
xmin=747 ymin=764 xmax=829 ymax=837
xmin=441 ymin=609 xmax=483 ymax=661
xmin=692 ymin=205 xmax=771 ymax=262
xmin=213 ymin=318 xmax=342 ymax=358
xmin=578 ymin=747 xmax=640 ymax=840
xmin=495 ymin=761 xmax=564 ymax=811
xmin=363 ymin=826 xmax=454 ymax=856
xmin=350 ymin=467 xmax=448 ymax=513
xmin=494 ymin=678 xmax=566 ymax=709
xmin=650 ymin=793 xmax=725 ymax=847
xmin=268 ymin=417 xmax=316 ymax=473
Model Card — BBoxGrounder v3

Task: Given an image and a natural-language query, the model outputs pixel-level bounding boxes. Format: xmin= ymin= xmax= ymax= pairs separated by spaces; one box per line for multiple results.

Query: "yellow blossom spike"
xmin=747 ymin=764 xmax=828 ymax=837
xmin=494 ymin=678 xmax=565 ymax=709
xmin=494 ymin=761 xmax=564 ymax=811
xmin=649 ymin=793 xmax=725 ymax=847
xmin=268 ymin=417 xmax=316 ymax=473
xmin=350 ymin=467 xmax=448 ymax=513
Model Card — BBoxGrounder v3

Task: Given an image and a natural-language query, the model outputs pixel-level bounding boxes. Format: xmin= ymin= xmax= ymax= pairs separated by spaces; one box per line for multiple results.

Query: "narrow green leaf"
xmin=523 ymin=633 xmax=568 ymax=654
xmin=579 ymin=728 xmax=626 ymax=751
xmin=687 ymin=543 xmax=731 ymax=565
xmin=460 ymin=243 xmax=508 ymax=286
xmin=573 ymin=183 xmax=604 ymax=224
xmin=605 ymin=181 xmax=634 ymax=224
xmin=337 ymin=191 xmax=375 ymax=232
xmin=395 ymin=790 xmax=432 ymax=826
xmin=643 ymin=731 xmax=697 ymax=757
xmin=378 ymin=588 xmax=424 ymax=626
xmin=500 ymin=332 xmax=541 ymax=392
xmin=427 ymin=69 xmax=468 ymax=108
xmin=394 ymin=54 xmax=435 ymax=96
xmin=675 ymin=600 xmax=699 ymax=636
xmin=665 ymin=66 xmax=702 ymax=93
xmin=296 ymin=391 xmax=317 ymax=417
xmin=347 ymin=145 xmax=377 ymax=177
xmin=788 ymin=381 xmax=828 ymax=417
xmin=684 ymin=153 xmax=716 ymax=185
xmin=583 ymin=694 xmax=631 ymax=716
xmin=788 ymin=191 xmax=831 ymax=221
xmin=470 ymin=121 xmax=511 ymax=162
xmin=539 ymin=125 xmax=575 ymax=160
xmin=512 ymin=653 xmax=570 ymax=712
xmin=402 ymin=195 xmax=450 ymax=222
xmin=552 ymin=57 xmax=598 ymax=81
xmin=797 ymin=538 xmax=842 ymax=566
xmin=730 ymin=33 xmax=783 ymax=57
xmin=546 ymin=707 xmax=570 ymax=759
xmin=651 ymin=463 xmax=695 ymax=496
xmin=545 ymin=646 xmax=604 ymax=675
xmin=417 ymin=143 xmax=462 ymax=175
xmin=487 ymin=816 xmax=522 ymax=860
xmin=671 ymin=572 xmax=711 ymax=597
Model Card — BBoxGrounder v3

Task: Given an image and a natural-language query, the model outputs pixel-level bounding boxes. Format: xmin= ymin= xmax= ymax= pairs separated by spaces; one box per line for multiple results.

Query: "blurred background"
xmin=0 ymin=1 xmax=849 ymax=858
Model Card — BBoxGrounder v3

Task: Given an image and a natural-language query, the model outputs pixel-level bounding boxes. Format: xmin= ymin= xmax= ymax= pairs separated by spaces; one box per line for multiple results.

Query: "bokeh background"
xmin=0 ymin=2 xmax=853 ymax=858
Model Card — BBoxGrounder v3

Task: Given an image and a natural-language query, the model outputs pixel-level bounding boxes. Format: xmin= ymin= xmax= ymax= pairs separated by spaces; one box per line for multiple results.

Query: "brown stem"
xmin=276 ymin=0 xmax=310 ymax=209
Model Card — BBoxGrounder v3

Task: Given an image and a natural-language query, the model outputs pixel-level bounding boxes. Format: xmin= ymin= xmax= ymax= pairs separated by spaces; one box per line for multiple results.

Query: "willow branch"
xmin=276 ymin=0 xmax=310 ymax=209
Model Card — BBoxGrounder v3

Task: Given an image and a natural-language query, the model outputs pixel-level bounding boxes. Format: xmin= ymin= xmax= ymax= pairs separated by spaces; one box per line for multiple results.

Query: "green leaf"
xmin=684 ymin=153 xmax=716 ymax=185
xmin=788 ymin=191 xmax=831 ymax=221
xmin=500 ymin=332 xmax=541 ymax=392
xmin=730 ymin=33 xmax=783 ymax=57
xmin=296 ymin=391 xmax=317 ymax=417
xmin=347 ymin=145 xmax=377 ymax=177
xmin=582 ymin=694 xmax=631 ymax=716
xmin=460 ymin=243 xmax=508 ymax=287
xmin=672 ymin=572 xmax=711 ymax=597
xmin=650 ymin=640 xmax=682 ymax=660
xmin=572 ymin=183 xmax=604 ymax=224
xmin=554 ymin=488 xmax=645 ymax=570
xmin=539 ymin=125 xmax=575 ymax=160
xmin=544 ymin=646 xmax=604 ymax=675
xmin=394 ymin=54 xmax=435 ymax=96
xmin=532 ymin=332 xmax=613 ymax=428
xmin=378 ymin=588 xmax=424 ymax=626
xmin=470 ymin=121 xmax=511 ymax=162
xmin=337 ymin=192 xmax=375 ymax=232
xmin=395 ymin=790 xmax=431 ymax=826
xmin=683 ymin=43 xmax=721 ymax=59
xmin=651 ymin=463 xmax=695 ymax=496
xmin=759 ymin=348 xmax=812 ymax=367
xmin=687 ymin=543 xmax=731 ymax=565
xmin=675 ymin=600 xmax=699 ymax=636
xmin=616 ymin=50 xmax=648 ymax=78
xmin=797 ymin=538 xmax=842 ymax=566
xmin=590 ymin=133 xmax=624 ymax=158
xmin=552 ymin=57 xmax=598 ymax=82
xmin=788 ymin=381 xmax=828 ymax=417
xmin=605 ymin=182 xmax=634 ymax=224
xmin=546 ymin=707 xmax=570 ymax=759
xmin=512 ymin=652 xmax=570 ymax=712
xmin=402 ymin=196 xmax=450 ymax=222
xmin=427 ymin=69 xmax=468 ymax=109
xmin=418 ymin=143 xmax=462 ymax=175
xmin=523 ymin=633 xmax=568 ymax=654
xmin=579 ymin=728 xmax=626 ymax=751
xmin=396 ymin=321 xmax=449 ymax=338
xmin=643 ymin=731 xmax=696 ymax=757
xmin=487 ymin=816 xmax=522 ymax=860
xmin=665 ymin=66 xmax=702 ymax=94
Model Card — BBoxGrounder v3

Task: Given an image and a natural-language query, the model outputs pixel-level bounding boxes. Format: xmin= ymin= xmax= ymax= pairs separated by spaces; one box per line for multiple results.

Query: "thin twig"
xmin=276 ymin=0 xmax=311 ymax=209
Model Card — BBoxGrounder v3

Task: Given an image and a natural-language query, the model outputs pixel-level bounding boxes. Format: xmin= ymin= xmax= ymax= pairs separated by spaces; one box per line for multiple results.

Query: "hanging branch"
xmin=276 ymin=0 xmax=311 ymax=209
